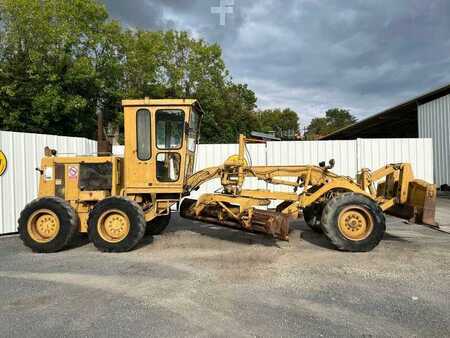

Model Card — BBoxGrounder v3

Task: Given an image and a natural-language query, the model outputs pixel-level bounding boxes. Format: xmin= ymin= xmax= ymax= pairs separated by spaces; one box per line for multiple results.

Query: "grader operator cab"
xmin=18 ymin=99 xmax=437 ymax=253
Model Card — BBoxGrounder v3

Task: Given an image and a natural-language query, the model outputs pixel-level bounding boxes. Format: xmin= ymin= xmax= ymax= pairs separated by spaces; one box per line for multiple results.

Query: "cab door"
xmin=184 ymin=106 xmax=201 ymax=182
xmin=151 ymin=107 xmax=187 ymax=191
xmin=124 ymin=106 xmax=154 ymax=188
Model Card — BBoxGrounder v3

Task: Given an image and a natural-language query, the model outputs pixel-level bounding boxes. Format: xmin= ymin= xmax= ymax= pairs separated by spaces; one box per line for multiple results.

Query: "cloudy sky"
xmin=101 ymin=0 xmax=450 ymax=126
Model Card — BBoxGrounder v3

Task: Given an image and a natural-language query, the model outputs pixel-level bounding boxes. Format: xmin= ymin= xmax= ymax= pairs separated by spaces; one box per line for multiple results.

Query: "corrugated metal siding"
xmin=268 ymin=140 xmax=357 ymax=190
xmin=357 ymin=138 xmax=434 ymax=183
xmin=418 ymin=94 xmax=450 ymax=186
xmin=193 ymin=143 xmax=241 ymax=198
xmin=0 ymin=131 xmax=97 ymax=235
xmin=191 ymin=139 xmax=432 ymax=198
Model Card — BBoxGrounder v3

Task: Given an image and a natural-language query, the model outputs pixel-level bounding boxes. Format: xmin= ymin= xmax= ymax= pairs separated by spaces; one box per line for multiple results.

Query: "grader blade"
xmin=251 ymin=209 xmax=290 ymax=241
xmin=180 ymin=198 xmax=290 ymax=240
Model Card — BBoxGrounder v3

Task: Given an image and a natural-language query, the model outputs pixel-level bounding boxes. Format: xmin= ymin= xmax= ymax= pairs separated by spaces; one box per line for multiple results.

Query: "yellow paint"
xmin=78 ymin=212 xmax=89 ymax=233
xmin=337 ymin=206 xmax=374 ymax=241
xmin=24 ymin=96 xmax=435 ymax=249
xmin=97 ymin=209 xmax=130 ymax=243
xmin=0 ymin=150 xmax=7 ymax=176
xmin=79 ymin=191 xmax=110 ymax=201
xmin=27 ymin=209 xmax=60 ymax=243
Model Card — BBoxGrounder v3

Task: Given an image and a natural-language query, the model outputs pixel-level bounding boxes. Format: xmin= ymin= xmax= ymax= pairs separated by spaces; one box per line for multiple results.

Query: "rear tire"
xmin=321 ymin=193 xmax=385 ymax=252
xmin=146 ymin=213 xmax=171 ymax=235
xmin=18 ymin=197 xmax=79 ymax=253
xmin=303 ymin=204 xmax=323 ymax=233
xmin=88 ymin=197 xmax=146 ymax=252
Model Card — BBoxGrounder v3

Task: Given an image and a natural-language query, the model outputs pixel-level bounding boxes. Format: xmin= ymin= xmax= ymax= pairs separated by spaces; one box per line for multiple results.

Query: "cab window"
xmin=187 ymin=108 xmax=200 ymax=152
xmin=156 ymin=110 xmax=184 ymax=149
xmin=136 ymin=109 xmax=151 ymax=161
xmin=156 ymin=153 xmax=181 ymax=182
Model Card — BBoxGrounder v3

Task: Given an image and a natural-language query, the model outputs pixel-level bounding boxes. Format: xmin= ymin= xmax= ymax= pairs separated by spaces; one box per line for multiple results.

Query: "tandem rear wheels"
xmin=19 ymin=196 xmax=172 ymax=253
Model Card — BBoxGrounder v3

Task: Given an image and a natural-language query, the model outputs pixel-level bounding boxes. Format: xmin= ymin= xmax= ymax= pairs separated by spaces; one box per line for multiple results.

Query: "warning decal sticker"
xmin=68 ymin=166 xmax=78 ymax=179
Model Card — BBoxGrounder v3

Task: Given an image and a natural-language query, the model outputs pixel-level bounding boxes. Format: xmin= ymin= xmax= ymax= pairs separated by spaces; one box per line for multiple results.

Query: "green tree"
xmin=215 ymin=83 xmax=258 ymax=143
xmin=0 ymin=0 xmax=123 ymax=138
xmin=119 ymin=30 xmax=257 ymax=143
xmin=256 ymin=108 xmax=300 ymax=140
xmin=0 ymin=0 xmax=297 ymax=145
xmin=305 ymin=108 xmax=356 ymax=139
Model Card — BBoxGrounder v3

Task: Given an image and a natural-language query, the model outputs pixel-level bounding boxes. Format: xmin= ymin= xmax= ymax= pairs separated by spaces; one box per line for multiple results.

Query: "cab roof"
xmin=122 ymin=98 xmax=198 ymax=107
xmin=121 ymin=98 xmax=204 ymax=115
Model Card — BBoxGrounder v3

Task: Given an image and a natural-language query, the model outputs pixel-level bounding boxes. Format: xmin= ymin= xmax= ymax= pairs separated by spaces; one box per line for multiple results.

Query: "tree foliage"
xmin=256 ymin=108 xmax=300 ymax=140
xmin=0 ymin=0 xmax=123 ymax=137
xmin=0 ymin=0 xmax=296 ymax=143
xmin=305 ymin=108 xmax=357 ymax=139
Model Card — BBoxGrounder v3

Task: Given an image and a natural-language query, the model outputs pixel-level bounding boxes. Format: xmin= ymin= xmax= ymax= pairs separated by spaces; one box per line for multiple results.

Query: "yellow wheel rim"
xmin=27 ymin=209 xmax=60 ymax=243
xmin=97 ymin=209 xmax=130 ymax=243
xmin=338 ymin=206 xmax=374 ymax=241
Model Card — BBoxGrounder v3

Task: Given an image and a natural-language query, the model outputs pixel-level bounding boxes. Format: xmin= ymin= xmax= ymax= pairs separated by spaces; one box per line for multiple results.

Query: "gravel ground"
xmin=0 ymin=211 xmax=449 ymax=337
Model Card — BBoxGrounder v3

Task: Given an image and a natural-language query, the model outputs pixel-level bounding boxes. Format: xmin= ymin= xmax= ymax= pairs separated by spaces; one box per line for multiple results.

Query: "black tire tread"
xmin=180 ymin=198 xmax=197 ymax=218
xmin=303 ymin=204 xmax=323 ymax=233
xmin=88 ymin=196 xmax=146 ymax=252
xmin=321 ymin=192 xmax=386 ymax=252
xmin=18 ymin=197 xmax=79 ymax=253
xmin=146 ymin=213 xmax=171 ymax=235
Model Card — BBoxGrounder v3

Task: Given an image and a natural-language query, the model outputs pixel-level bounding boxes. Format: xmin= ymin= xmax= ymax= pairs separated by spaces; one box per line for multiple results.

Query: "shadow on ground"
xmin=168 ymin=216 xmax=281 ymax=247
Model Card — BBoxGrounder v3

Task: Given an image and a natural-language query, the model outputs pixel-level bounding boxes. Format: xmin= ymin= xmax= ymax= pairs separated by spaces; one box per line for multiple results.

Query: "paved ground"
xmin=436 ymin=196 xmax=450 ymax=232
xmin=0 ymin=208 xmax=449 ymax=337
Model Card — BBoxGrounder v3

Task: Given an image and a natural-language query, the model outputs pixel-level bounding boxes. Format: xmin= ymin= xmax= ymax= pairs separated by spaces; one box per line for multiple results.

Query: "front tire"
xmin=303 ymin=204 xmax=323 ymax=233
xmin=18 ymin=197 xmax=79 ymax=253
xmin=88 ymin=197 xmax=146 ymax=252
xmin=321 ymin=193 xmax=385 ymax=252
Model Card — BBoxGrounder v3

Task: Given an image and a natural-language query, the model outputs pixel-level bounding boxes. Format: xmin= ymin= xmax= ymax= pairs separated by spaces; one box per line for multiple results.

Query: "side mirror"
xmin=319 ymin=159 xmax=335 ymax=170
xmin=328 ymin=159 xmax=335 ymax=169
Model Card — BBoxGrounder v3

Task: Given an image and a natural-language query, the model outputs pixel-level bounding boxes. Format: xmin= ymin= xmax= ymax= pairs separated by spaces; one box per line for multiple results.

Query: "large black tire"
xmin=321 ymin=193 xmax=386 ymax=252
xmin=88 ymin=197 xmax=146 ymax=252
xmin=18 ymin=197 xmax=79 ymax=253
xmin=303 ymin=204 xmax=323 ymax=233
xmin=146 ymin=213 xmax=171 ymax=235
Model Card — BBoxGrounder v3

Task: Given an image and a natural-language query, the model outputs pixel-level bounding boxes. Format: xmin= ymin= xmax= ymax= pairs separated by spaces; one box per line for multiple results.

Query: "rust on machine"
xmin=251 ymin=209 xmax=290 ymax=241
xmin=180 ymin=198 xmax=290 ymax=240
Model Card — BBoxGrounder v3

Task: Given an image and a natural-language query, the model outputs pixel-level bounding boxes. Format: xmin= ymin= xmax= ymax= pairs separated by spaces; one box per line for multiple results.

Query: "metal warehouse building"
xmin=322 ymin=83 xmax=450 ymax=188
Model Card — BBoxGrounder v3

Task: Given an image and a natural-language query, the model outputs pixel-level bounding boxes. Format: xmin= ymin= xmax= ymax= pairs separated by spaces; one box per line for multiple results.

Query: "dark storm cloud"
xmin=100 ymin=0 xmax=450 ymax=124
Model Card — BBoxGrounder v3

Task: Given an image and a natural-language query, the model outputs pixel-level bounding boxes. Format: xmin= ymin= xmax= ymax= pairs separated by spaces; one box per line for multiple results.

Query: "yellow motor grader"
xmin=18 ymin=98 xmax=437 ymax=253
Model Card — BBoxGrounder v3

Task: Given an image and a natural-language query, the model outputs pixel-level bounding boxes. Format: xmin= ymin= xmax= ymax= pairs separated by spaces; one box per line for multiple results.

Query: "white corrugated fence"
xmin=0 ymin=131 xmax=97 ymax=235
xmin=1 ymin=134 xmax=433 ymax=235
xmin=191 ymin=138 xmax=433 ymax=199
